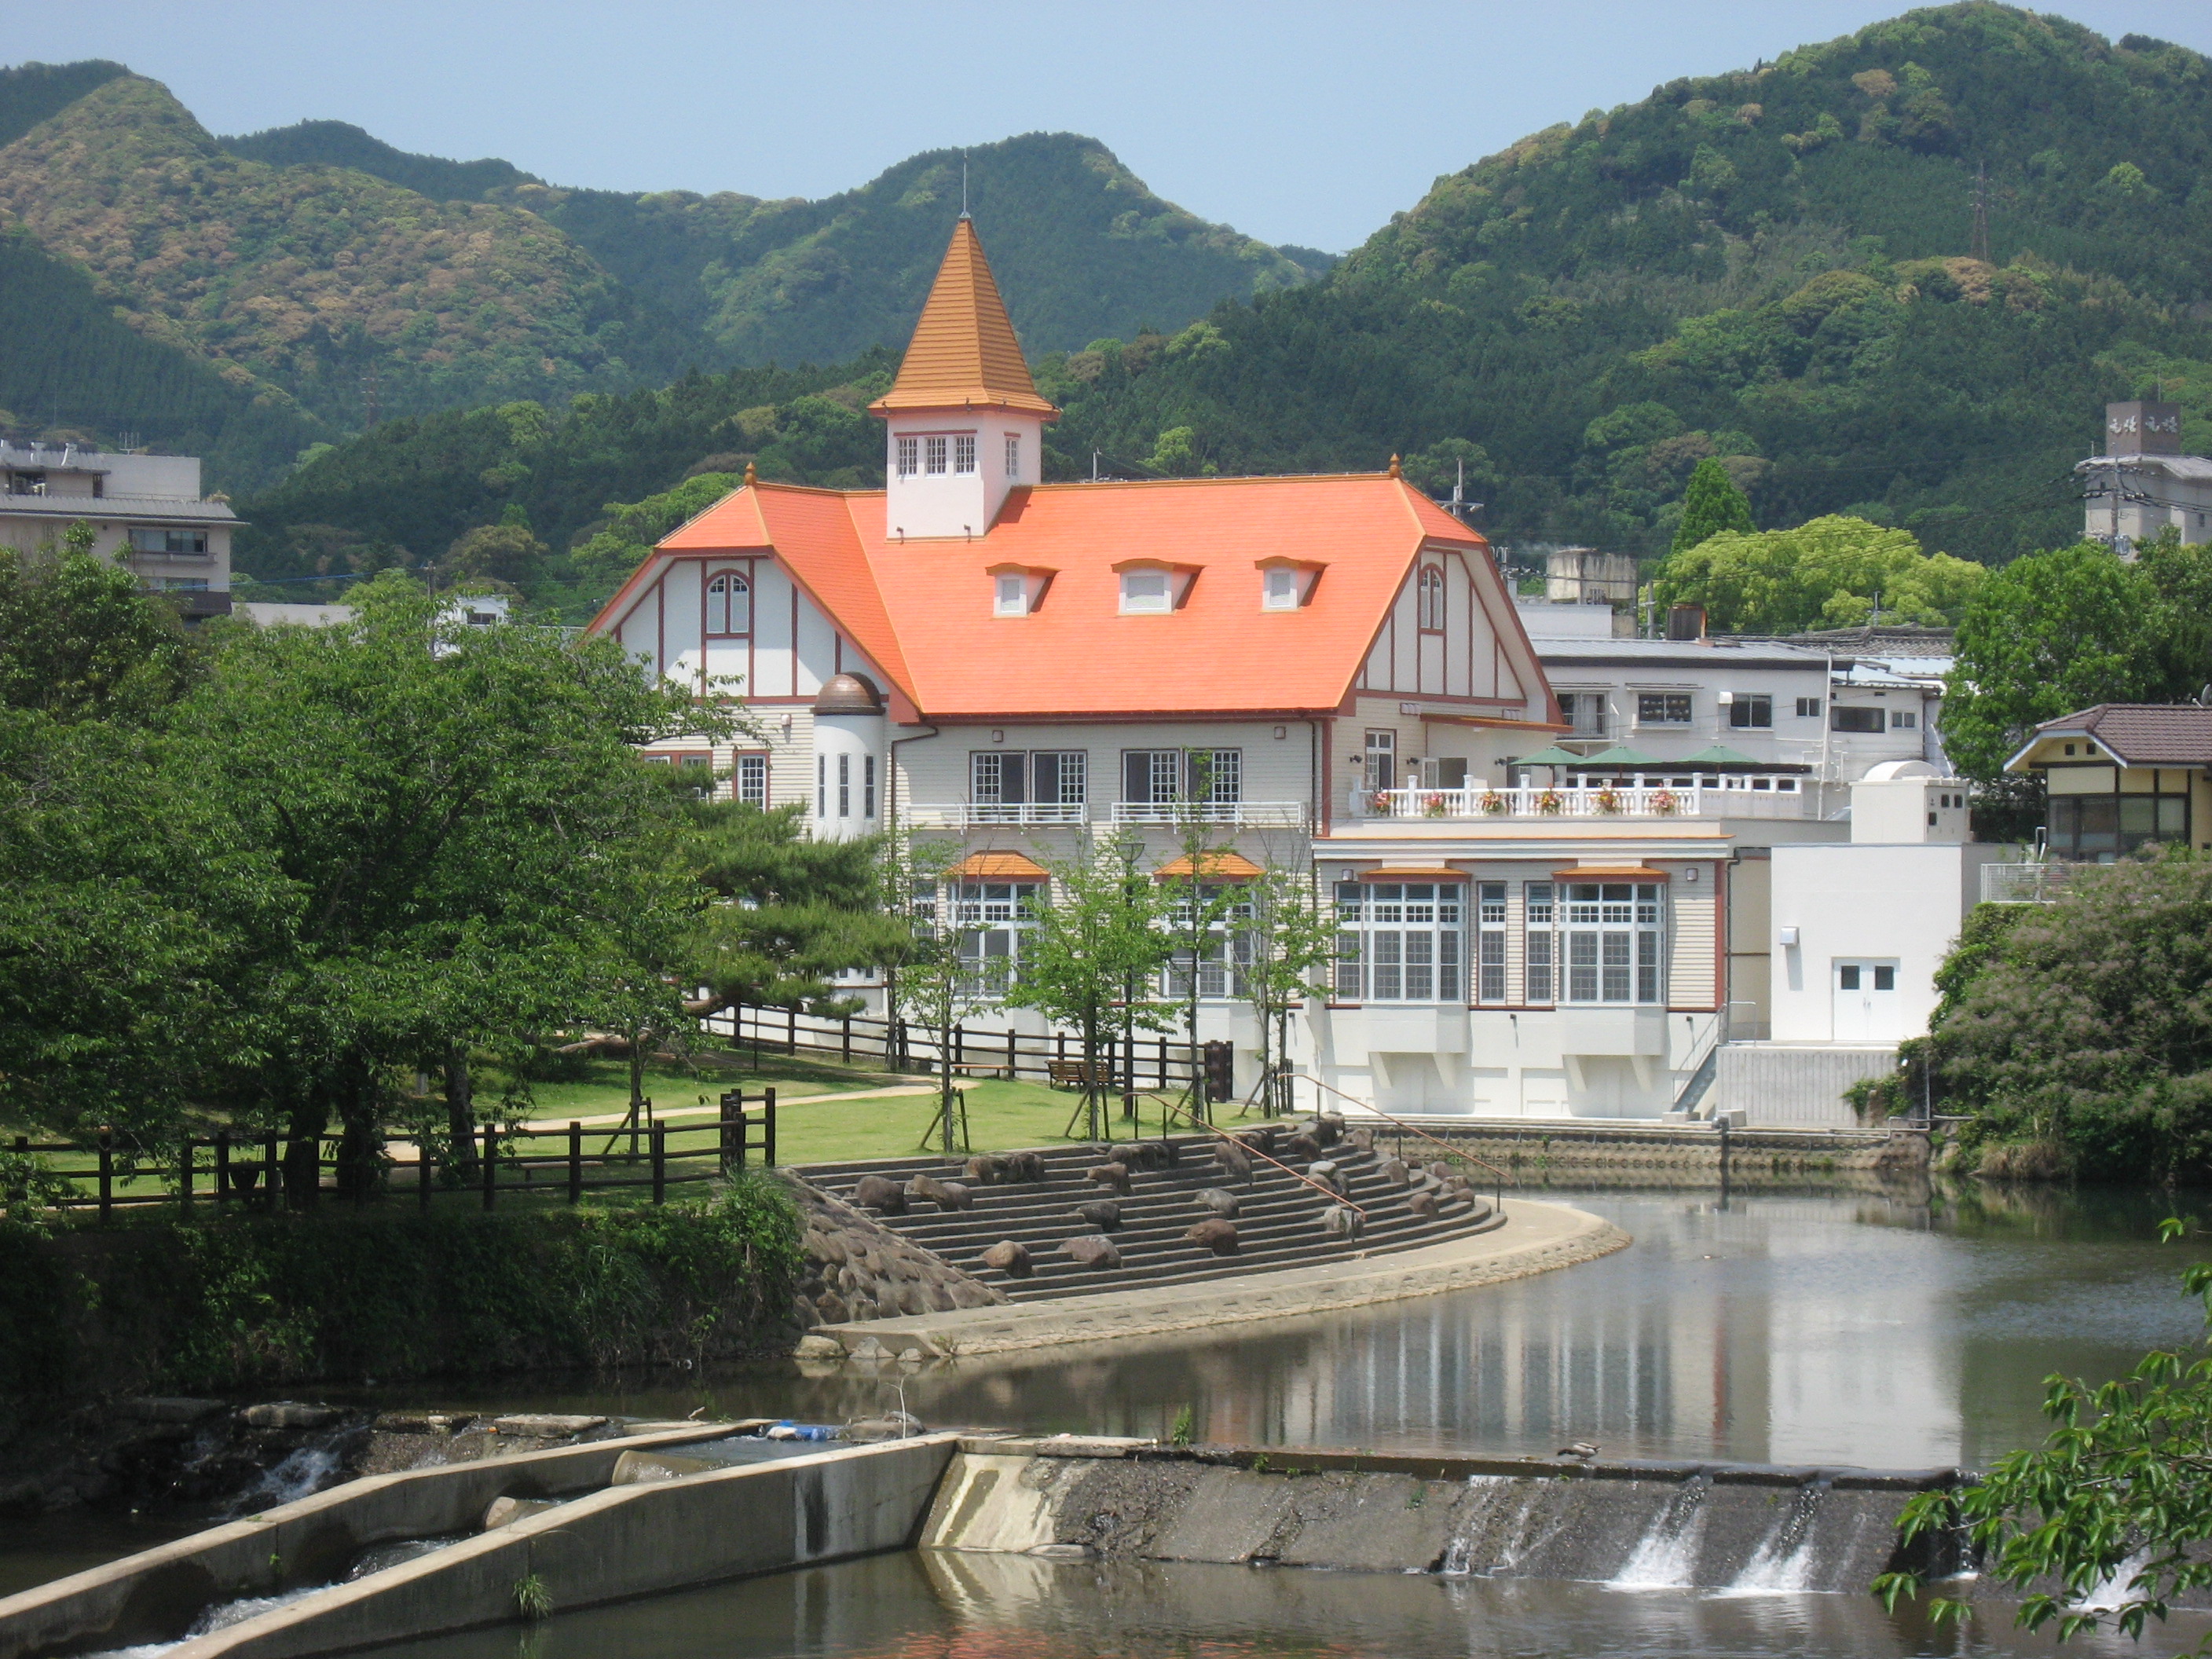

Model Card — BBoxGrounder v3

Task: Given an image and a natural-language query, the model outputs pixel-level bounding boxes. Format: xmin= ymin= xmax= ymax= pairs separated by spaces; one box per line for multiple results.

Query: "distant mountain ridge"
xmin=0 ymin=60 xmax=1328 ymax=489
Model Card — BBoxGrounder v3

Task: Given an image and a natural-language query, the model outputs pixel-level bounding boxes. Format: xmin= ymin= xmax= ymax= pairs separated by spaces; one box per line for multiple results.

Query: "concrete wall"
xmin=1713 ymin=1044 xmax=1899 ymax=1127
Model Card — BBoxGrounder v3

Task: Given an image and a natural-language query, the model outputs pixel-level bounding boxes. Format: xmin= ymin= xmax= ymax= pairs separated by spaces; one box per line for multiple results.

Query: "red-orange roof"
xmin=615 ymin=471 xmax=1537 ymax=723
xmin=869 ymin=219 xmax=1058 ymax=419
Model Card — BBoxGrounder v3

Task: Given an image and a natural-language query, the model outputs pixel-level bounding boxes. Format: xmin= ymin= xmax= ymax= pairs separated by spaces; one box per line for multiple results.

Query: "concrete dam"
xmin=0 ymin=1425 xmax=1963 ymax=1658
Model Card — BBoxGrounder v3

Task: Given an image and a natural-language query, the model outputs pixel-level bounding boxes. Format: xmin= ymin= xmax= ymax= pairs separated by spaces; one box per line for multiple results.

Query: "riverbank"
xmin=807 ymin=1198 xmax=1626 ymax=1358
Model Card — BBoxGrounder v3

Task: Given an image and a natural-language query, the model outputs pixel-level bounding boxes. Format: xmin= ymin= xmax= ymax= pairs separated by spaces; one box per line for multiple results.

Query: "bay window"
xmin=1333 ymin=881 xmax=1463 ymax=1003
xmin=1558 ymin=882 xmax=1664 ymax=1005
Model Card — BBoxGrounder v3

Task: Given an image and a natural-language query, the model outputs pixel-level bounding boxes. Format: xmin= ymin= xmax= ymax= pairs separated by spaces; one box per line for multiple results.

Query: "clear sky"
xmin=18 ymin=2 xmax=2212 ymax=252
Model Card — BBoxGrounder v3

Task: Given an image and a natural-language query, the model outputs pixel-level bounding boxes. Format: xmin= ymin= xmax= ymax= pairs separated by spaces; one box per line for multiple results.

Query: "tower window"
xmin=1005 ymin=434 xmax=1020 ymax=478
xmin=1418 ymin=566 xmax=1445 ymax=630
xmin=896 ymin=437 xmax=918 ymax=478
xmin=954 ymin=434 xmax=976 ymax=475
xmin=837 ymin=753 xmax=851 ymax=818
xmin=925 ymin=437 xmax=948 ymax=475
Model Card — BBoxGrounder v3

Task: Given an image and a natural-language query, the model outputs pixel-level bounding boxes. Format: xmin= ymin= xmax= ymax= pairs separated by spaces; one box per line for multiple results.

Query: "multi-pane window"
xmin=1476 ymin=882 xmax=1507 ymax=1003
xmin=1796 ymin=697 xmax=1823 ymax=719
xmin=1560 ymin=694 xmax=1607 ymax=738
xmin=1121 ymin=749 xmax=1239 ymax=806
xmin=705 ymin=572 xmax=749 ymax=635
xmin=863 ymin=754 xmax=877 ymax=819
xmin=735 ymin=753 xmax=768 ymax=808
xmin=837 ymin=754 xmax=851 ymax=818
xmin=1891 ymin=709 xmax=1917 ymax=730
xmin=896 ymin=437 xmax=919 ymax=478
xmin=1364 ymin=729 xmax=1396 ymax=792
xmin=1729 ymin=694 xmax=1773 ymax=729
xmin=1524 ymin=882 xmax=1557 ymax=1004
xmin=925 ymin=436 xmax=949 ymax=475
xmin=1333 ymin=882 xmax=1463 ymax=1003
xmin=972 ymin=750 xmax=1087 ymax=809
xmin=2048 ymin=783 xmax=2190 ymax=860
xmin=1637 ymin=694 xmax=1693 ymax=725
xmin=1163 ymin=885 xmax=1256 ymax=1002
xmin=1005 ymin=434 xmax=1020 ymax=478
xmin=1418 ymin=566 xmax=1445 ymax=629
xmin=815 ymin=755 xmax=826 ymax=816
xmin=947 ymin=881 xmax=1041 ymax=998
xmin=1831 ymin=705 xmax=1885 ymax=733
xmin=129 ymin=529 xmax=209 ymax=555
xmin=1561 ymin=882 xmax=1664 ymax=1005
xmin=954 ymin=434 xmax=977 ymax=475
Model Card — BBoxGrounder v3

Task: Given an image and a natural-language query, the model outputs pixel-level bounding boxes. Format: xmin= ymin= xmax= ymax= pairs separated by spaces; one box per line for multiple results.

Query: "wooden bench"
xmin=1047 ymin=1060 xmax=1118 ymax=1089
xmin=946 ymin=1060 xmax=1009 ymax=1080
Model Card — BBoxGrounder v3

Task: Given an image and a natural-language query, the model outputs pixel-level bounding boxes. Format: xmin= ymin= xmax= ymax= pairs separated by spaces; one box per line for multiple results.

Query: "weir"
xmin=0 ymin=1430 xmax=1968 ymax=1659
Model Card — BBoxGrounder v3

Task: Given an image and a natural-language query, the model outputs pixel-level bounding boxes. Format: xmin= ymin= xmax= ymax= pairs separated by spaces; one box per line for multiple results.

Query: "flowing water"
xmin=10 ymin=1182 xmax=2212 ymax=1657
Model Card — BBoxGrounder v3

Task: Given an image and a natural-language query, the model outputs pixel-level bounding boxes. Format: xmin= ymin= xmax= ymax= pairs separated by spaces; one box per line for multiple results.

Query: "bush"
xmin=0 ymin=1177 xmax=803 ymax=1426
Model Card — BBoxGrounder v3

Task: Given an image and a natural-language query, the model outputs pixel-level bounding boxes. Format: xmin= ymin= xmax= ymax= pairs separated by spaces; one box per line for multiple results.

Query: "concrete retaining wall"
xmin=0 ymin=1424 xmax=745 ymax=1659
xmin=1713 ymin=1045 xmax=1899 ymax=1127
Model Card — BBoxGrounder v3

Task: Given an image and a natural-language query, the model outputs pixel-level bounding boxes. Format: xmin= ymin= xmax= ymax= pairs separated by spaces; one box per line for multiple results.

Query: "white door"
xmin=1833 ymin=960 xmax=1901 ymax=1042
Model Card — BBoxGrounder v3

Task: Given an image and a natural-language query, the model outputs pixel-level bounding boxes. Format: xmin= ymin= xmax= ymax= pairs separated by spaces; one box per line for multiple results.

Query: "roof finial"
xmin=960 ymin=157 xmax=970 ymax=220
xmin=744 ymin=460 xmax=757 ymax=486
xmin=1387 ymin=453 xmax=1403 ymax=479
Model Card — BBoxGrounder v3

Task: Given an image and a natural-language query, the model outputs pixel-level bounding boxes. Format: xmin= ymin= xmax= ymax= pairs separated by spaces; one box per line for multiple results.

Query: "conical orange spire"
xmin=870 ymin=219 xmax=1059 ymax=419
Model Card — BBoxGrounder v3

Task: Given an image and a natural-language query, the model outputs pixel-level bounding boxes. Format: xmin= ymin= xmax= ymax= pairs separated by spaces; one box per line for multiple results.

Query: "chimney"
xmin=2106 ymin=400 xmax=2182 ymax=456
xmin=1666 ymin=604 xmax=1707 ymax=642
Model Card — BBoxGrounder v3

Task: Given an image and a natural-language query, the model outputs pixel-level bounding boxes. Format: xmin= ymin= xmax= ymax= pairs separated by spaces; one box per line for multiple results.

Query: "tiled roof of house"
xmin=623 ymin=473 xmax=1540 ymax=722
xmin=2022 ymin=704 xmax=2212 ymax=766
xmin=868 ymin=218 xmax=1059 ymax=418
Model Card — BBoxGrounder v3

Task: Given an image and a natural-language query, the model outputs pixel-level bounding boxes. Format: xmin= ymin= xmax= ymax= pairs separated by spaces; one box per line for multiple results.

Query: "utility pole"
xmin=1970 ymin=161 xmax=1991 ymax=264
xmin=361 ymin=364 xmax=381 ymax=429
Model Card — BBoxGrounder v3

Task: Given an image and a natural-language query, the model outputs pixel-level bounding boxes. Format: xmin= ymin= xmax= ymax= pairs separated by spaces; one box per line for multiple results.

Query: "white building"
xmin=2078 ymin=398 xmax=2212 ymax=555
xmin=0 ymin=441 xmax=237 ymax=621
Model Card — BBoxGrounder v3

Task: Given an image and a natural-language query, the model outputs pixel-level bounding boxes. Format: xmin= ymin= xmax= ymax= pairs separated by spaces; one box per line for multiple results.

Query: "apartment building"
xmin=0 ymin=441 xmax=237 ymax=620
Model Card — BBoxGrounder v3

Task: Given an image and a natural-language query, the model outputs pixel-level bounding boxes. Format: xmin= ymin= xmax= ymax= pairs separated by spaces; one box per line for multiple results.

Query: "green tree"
xmin=1005 ymin=833 xmax=1173 ymax=1141
xmin=1237 ymin=862 xmax=1341 ymax=1117
xmin=1651 ymin=515 xmax=1983 ymax=634
xmin=1939 ymin=541 xmax=2149 ymax=779
xmin=441 ymin=522 xmax=548 ymax=588
xmin=1917 ymin=851 xmax=2212 ymax=1181
xmin=886 ymin=838 xmax=992 ymax=1155
xmin=1669 ymin=456 xmax=1755 ymax=555
xmin=0 ymin=522 xmax=200 ymax=721
xmin=166 ymin=572 xmax=707 ymax=1200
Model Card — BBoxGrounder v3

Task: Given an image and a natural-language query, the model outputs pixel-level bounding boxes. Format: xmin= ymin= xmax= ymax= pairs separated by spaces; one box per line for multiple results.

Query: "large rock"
xmin=852 ymin=1174 xmax=905 ymax=1214
xmin=1193 ymin=1188 xmax=1239 ymax=1218
xmin=1002 ymin=1150 xmax=1047 ymax=1183
xmin=979 ymin=1240 xmax=1033 ymax=1277
xmin=907 ymin=1174 xmax=974 ymax=1211
xmin=1211 ymin=1140 xmax=1252 ymax=1182
xmin=491 ymin=1414 xmax=606 ymax=1438
xmin=1086 ymin=1162 xmax=1131 ymax=1195
xmin=1379 ymin=1157 xmax=1412 ymax=1187
xmin=1283 ymin=1133 xmax=1321 ymax=1161
xmin=1320 ymin=1203 xmax=1364 ymax=1240
xmin=965 ymin=1155 xmax=1006 ymax=1185
xmin=1407 ymin=1188 xmax=1439 ymax=1219
xmin=1060 ymin=1235 xmax=1122 ymax=1269
xmin=1075 ymin=1199 xmax=1122 ymax=1231
xmin=241 ymin=1402 xmax=345 ymax=1431
xmin=1185 ymin=1218 xmax=1240 ymax=1256
xmin=1307 ymin=1159 xmax=1348 ymax=1198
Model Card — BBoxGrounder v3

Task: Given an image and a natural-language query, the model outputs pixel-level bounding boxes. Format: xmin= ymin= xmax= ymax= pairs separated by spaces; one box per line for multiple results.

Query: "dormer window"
xmin=1254 ymin=557 xmax=1323 ymax=610
xmin=1120 ymin=569 xmax=1173 ymax=613
xmin=989 ymin=563 xmax=1053 ymax=617
xmin=1418 ymin=566 xmax=1445 ymax=630
xmin=706 ymin=572 xmax=750 ymax=635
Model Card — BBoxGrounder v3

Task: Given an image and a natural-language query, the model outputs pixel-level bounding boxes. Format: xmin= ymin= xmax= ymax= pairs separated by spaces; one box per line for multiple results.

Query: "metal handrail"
xmin=1295 ymin=1074 xmax=1508 ymax=1208
xmin=1126 ymin=1090 xmax=1367 ymax=1219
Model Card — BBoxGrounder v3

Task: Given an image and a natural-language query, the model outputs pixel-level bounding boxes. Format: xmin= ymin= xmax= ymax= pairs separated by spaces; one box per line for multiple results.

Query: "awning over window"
xmin=1353 ymin=866 xmax=1468 ymax=883
xmin=950 ymin=851 xmax=1049 ymax=881
xmin=1153 ymin=851 xmax=1265 ymax=881
xmin=1551 ymin=866 xmax=1671 ymax=881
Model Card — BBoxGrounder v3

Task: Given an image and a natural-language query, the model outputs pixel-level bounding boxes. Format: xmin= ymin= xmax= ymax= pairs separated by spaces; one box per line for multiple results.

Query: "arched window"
xmin=1418 ymin=566 xmax=1445 ymax=631
xmin=706 ymin=572 xmax=750 ymax=636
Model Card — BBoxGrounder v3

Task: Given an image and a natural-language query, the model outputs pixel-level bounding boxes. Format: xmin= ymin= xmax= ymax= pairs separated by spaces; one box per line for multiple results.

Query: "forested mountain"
xmin=1040 ymin=5 xmax=2212 ymax=564
xmin=0 ymin=59 xmax=1322 ymax=491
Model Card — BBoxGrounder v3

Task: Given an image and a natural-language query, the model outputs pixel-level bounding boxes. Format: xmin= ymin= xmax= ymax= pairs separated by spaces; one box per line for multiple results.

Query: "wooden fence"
xmin=3 ymin=1090 xmax=777 ymax=1222
xmin=720 ymin=1003 xmax=1203 ymax=1091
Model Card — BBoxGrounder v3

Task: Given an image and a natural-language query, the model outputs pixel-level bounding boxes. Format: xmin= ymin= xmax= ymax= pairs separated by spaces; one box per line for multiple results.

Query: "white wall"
xmin=1767 ymin=842 xmax=2010 ymax=1042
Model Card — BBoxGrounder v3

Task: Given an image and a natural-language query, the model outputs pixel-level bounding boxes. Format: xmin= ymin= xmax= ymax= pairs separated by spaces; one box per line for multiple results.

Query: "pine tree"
xmin=1670 ymin=457 xmax=1755 ymax=555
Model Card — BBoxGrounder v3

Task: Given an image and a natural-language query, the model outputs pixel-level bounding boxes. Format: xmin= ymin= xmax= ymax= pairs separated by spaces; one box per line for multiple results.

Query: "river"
xmin=12 ymin=1181 xmax=2212 ymax=1656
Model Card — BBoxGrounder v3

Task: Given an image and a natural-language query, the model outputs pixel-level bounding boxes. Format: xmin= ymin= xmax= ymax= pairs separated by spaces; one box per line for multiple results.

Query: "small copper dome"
xmin=812 ymin=672 xmax=884 ymax=716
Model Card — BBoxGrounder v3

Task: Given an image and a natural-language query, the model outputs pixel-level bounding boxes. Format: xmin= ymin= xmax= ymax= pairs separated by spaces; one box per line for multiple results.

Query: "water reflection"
xmin=364 ymin=1185 xmax=2209 ymax=1472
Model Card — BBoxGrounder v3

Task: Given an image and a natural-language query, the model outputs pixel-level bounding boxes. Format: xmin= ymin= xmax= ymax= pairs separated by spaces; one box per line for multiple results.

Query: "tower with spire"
xmin=870 ymin=218 xmax=1058 ymax=540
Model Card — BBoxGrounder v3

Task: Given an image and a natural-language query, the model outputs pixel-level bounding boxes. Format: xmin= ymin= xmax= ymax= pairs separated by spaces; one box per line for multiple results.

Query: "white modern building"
xmin=0 ymin=441 xmax=237 ymax=621
xmin=2078 ymin=398 xmax=2212 ymax=555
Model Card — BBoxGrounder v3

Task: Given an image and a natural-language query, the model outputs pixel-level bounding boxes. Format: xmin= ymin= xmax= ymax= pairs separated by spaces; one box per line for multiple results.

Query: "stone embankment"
xmin=778 ymin=1173 xmax=1007 ymax=1329
xmin=1391 ymin=1120 xmax=1928 ymax=1189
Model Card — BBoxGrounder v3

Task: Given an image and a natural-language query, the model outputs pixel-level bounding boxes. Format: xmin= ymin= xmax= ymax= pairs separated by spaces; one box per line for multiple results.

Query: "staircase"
xmin=792 ymin=1134 xmax=1506 ymax=1303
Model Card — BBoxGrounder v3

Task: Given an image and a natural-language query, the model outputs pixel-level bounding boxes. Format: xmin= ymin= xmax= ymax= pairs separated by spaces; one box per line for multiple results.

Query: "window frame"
xmin=705 ymin=570 xmax=750 ymax=637
xmin=1831 ymin=705 xmax=1886 ymax=734
xmin=895 ymin=436 xmax=919 ymax=478
xmin=954 ymin=433 xmax=977 ymax=476
xmin=1417 ymin=565 xmax=1446 ymax=632
xmin=1636 ymin=693 xmax=1694 ymax=726
xmin=1262 ymin=566 xmax=1300 ymax=610
xmin=924 ymin=436 xmax=949 ymax=476
xmin=1119 ymin=568 xmax=1174 ymax=613
xmin=734 ymin=752 xmax=769 ymax=808
xmin=1004 ymin=433 xmax=1020 ymax=479
xmin=1333 ymin=880 xmax=1465 ymax=1005
xmin=1728 ymin=694 xmax=1774 ymax=730
xmin=1558 ymin=881 xmax=1664 ymax=1006
xmin=1795 ymin=697 xmax=1823 ymax=719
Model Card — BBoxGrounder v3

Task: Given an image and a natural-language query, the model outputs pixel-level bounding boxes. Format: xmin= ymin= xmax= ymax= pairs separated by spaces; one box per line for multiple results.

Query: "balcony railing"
xmin=905 ymin=800 xmax=1308 ymax=830
xmin=1353 ymin=782 xmax=1815 ymax=822
xmin=1981 ymin=862 xmax=2070 ymax=903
